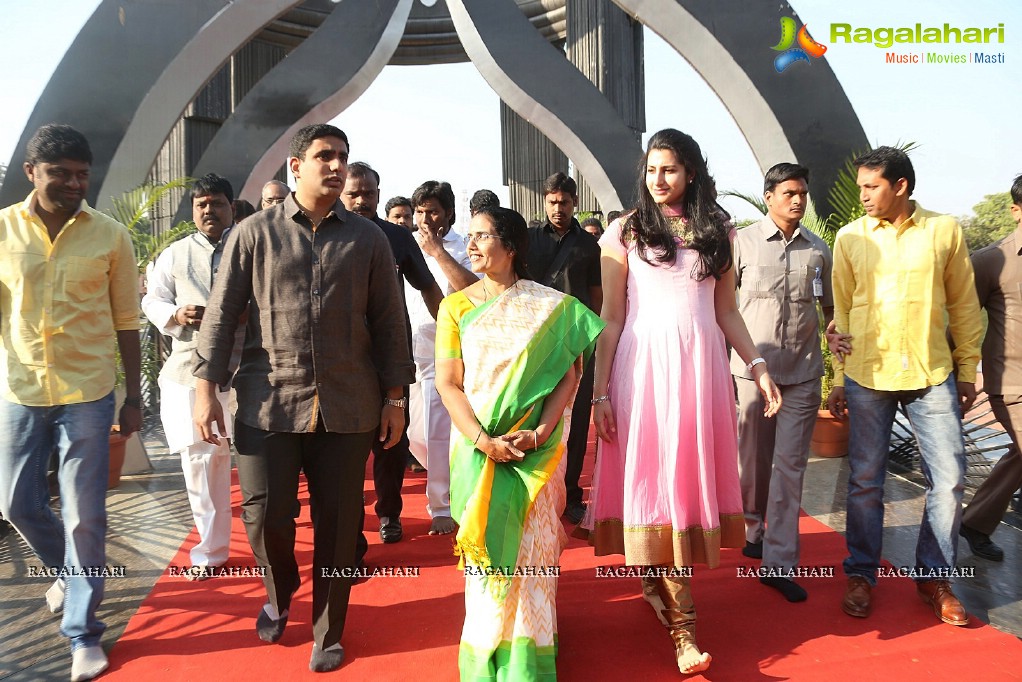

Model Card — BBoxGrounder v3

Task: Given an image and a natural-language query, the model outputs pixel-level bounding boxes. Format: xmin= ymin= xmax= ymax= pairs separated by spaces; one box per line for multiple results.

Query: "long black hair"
xmin=624 ymin=128 xmax=732 ymax=280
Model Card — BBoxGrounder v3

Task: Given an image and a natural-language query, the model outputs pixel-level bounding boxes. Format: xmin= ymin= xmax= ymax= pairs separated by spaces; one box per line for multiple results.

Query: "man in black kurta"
xmin=526 ymin=172 xmax=602 ymax=524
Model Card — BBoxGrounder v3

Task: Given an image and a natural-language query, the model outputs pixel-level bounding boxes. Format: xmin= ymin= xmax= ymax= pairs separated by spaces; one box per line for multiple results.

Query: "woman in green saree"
xmin=435 ymin=206 xmax=604 ymax=681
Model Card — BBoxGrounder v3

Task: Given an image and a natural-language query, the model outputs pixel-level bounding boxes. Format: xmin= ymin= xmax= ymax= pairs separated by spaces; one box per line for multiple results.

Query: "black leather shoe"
xmin=379 ymin=517 xmax=403 ymax=544
xmin=742 ymin=541 xmax=763 ymax=559
xmin=256 ymin=606 xmax=289 ymax=643
xmin=563 ymin=501 xmax=586 ymax=525
xmin=959 ymin=525 xmax=1004 ymax=561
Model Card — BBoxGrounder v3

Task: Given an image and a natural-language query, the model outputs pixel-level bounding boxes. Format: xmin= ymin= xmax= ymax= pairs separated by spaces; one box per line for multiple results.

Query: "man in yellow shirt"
xmin=0 ymin=125 xmax=142 ymax=681
xmin=827 ymin=146 xmax=981 ymax=628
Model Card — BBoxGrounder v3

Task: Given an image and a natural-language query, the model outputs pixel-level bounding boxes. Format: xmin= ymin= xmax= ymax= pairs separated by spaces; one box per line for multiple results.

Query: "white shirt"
xmin=406 ymin=229 xmax=473 ymax=359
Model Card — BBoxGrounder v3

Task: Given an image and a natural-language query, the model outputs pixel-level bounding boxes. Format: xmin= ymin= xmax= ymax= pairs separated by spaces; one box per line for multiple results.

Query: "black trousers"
xmin=565 ymin=356 xmax=595 ymax=507
xmin=355 ymin=395 xmax=411 ymax=562
xmin=235 ymin=419 xmax=374 ymax=648
xmin=372 ymin=428 xmax=409 ymax=519
xmin=355 ymin=430 xmax=411 ymax=562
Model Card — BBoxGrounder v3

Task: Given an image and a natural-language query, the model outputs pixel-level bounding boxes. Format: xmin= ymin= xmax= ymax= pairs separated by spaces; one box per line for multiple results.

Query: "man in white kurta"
xmin=142 ymin=174 xmax=243 ymax=576
xmin=407 ymin=181 xmax=478 ymax=535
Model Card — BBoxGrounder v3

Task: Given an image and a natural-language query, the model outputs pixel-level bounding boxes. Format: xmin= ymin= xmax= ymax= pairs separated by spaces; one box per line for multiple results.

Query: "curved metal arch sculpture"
xmin=2 ymin=0 xmax=867 ymax=218
xmin=448 ymin=0 xmax=640 ymax=210
xmin=175 ymin=0 xmax=412 ymax=221
xmin=99 ymin=0 xmax=304 ymax=207
xmin=612 ymin=0 xmax=867 ymax=211
xmin=0 ymin=0 xmax=264 ymax=208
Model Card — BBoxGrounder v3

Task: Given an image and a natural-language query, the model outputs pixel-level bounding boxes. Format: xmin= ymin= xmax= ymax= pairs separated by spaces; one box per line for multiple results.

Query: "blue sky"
xmin=1 ymin=0 xmax=1018 ymax=224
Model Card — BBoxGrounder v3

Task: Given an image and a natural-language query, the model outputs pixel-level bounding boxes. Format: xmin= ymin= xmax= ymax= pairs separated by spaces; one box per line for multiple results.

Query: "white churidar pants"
xmin=159 ymin=377 xmax=233 ymax=567
xmin=407 ymin=352 xmax=452 ymax=519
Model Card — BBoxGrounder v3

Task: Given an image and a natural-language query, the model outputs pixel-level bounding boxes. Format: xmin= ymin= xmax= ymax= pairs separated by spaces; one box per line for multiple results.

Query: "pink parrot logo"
xmin=772 ymin=17 xmax=827 ymax=73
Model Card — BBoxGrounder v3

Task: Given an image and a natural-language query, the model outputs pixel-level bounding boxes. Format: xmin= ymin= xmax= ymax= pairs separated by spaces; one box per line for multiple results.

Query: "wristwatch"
xmin=123 ymin=396 xmax=143 ymax=409
xmin=384 ymin=397 xmax=407 ymax=409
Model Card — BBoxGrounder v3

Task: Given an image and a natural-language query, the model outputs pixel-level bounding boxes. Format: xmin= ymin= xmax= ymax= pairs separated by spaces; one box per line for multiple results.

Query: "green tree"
xmin=961 ymin=192 xmax=1014 ymax=251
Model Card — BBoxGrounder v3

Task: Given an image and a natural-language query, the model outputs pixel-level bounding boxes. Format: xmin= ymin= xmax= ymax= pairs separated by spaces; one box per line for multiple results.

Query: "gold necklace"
xmin=482 ymin=277 xmax=518 ymax=301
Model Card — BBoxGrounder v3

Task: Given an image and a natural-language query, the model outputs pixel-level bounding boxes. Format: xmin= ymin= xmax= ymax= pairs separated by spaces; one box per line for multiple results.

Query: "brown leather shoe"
xmin=917 ymin=580 xmax=969 ymax=626
xmin=842 ymin=576 xmax=873 ymax=618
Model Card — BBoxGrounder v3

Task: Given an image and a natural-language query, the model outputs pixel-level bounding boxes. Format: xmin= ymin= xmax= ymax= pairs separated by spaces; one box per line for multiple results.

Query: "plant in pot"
xmin=803 ymin=182 xmax=850 ymax=458
xmin=107 ymin=178 xmax=196 ymax=487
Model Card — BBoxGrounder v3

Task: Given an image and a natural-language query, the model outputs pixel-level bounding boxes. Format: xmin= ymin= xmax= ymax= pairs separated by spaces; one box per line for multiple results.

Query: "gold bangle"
xmin=533 ymin=430 xmax=538 ymax=449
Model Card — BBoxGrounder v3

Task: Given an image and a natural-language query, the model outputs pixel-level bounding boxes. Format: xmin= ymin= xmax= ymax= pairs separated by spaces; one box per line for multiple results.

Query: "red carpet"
xmin=106 ymin=442 xmax=1022 ymax=681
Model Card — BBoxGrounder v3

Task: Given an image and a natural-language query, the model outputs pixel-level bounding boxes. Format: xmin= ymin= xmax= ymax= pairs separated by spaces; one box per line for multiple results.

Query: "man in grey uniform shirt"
xmin=731 ymin=163 xmax=833 ymax=602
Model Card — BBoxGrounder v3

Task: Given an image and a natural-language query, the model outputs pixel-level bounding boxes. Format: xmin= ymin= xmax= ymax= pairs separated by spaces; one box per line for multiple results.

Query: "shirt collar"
xmin=542 ymin=218 xmax=579 ymax=237
xmin=20 ymin=190 xmax=91 ymax=223
xmin=215 ymin=223 xmax=236 ymax=246
xmin=1011 ymin=223 xmax=1022 ymax=256
xmin=283 ymin=193 xmax=345 ymax=224
xmin=760 ymin=216 xmax=804 ymax=242
xmin=866 ymin=200 xmax=923 ymax=231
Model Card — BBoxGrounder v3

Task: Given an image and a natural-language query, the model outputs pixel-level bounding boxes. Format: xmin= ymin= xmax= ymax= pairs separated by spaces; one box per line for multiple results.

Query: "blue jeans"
xmin=842 ymin=375 xmax=965 ymax=584
xmin=0 ymin=393 xmax=115 ymax=650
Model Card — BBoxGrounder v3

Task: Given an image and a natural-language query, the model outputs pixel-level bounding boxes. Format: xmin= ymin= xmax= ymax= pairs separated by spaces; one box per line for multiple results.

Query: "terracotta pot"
xmin=811 ymin=409 xmax=849 ymax=458
xmin=108 ymin=426 xmax=130 ymax=489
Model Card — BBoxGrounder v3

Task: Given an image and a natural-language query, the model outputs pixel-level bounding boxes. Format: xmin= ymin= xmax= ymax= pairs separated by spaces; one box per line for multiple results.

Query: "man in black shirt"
xmin=527 ymin=172 xmax=602 ymax=524
xmin=342 ymin=162 xmax=443 ymax=555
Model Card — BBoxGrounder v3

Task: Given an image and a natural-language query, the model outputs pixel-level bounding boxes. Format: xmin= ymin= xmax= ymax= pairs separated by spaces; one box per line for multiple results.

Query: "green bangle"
xmin=473 ymin=426 xmax=484 ymax=445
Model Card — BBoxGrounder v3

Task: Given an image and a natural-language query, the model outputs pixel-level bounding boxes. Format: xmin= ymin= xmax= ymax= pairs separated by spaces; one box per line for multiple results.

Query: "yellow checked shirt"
xmin=832 ymin=203 xmax=981 ymax=391
xmin=0 ymin=193 xmax=140 ymax=406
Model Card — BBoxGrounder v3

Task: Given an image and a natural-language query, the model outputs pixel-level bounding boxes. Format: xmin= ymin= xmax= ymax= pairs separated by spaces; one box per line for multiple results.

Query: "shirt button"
xmin=313 ymin=289 xmax=319 ymax=295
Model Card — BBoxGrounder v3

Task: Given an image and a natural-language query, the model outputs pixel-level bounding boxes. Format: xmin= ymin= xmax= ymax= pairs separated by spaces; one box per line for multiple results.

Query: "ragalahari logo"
xmin=772 ymin=17 xmax=827 ymax=73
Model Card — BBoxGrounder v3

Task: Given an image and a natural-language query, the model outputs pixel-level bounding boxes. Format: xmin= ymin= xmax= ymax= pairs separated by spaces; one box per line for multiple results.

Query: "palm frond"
xmin=825 ymin=140 xmax=919 ymax=233
xmin=107 ymin=177 xmax=193 ymax=233
xmin=103 ymin=177 xmax=195 ymax=272
xmin=134 ymin=220 xmax=196 ymax=273
xmin=720 ymin=189 xmax=768 ymax=216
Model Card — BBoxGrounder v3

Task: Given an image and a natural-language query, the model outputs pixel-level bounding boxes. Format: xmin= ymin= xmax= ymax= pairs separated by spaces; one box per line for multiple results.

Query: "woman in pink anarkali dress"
xmin=584 ymin=129 xmax=782 ymax=675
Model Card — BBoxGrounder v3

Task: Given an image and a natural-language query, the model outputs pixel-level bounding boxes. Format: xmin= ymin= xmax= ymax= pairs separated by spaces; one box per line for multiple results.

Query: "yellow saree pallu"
xmin=435 ymin=280 xmax=603 ymax=682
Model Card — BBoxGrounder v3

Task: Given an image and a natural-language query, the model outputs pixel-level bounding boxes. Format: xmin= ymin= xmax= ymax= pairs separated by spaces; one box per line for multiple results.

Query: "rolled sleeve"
xmin=830 ymin=228 xmax=852 ymax=387
xmin=944 ymin=223 xmax=982 ymax=384
xmin=109 ymin=227 xmax=142 ymax=331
